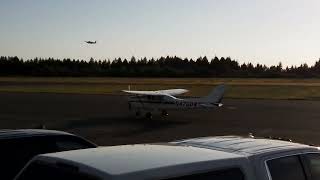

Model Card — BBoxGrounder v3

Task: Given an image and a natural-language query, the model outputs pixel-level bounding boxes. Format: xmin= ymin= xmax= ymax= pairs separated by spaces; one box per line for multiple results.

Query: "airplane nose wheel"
xmin=145 ymin=112 xmax=152 ymax=120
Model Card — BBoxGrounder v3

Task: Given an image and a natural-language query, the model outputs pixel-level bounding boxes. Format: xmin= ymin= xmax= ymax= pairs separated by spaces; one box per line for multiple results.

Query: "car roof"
xmin=30 ymin=136 xmax=319 ymax=179
xmin=0 ymin=129 xmax=74 ymax=140
xmin=172 ymin=136 xmax=317 ymax=156
xmin=37 ymin=144 xmax=245 ymax=179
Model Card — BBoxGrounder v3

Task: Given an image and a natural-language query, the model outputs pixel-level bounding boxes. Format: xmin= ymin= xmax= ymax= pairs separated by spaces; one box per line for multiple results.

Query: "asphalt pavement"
xmin=1 ymin=92 xmax=320 ymax=146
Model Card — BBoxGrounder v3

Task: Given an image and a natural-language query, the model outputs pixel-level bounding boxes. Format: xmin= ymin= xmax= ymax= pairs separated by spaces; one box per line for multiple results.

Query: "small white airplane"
xmin=85 ymin=41 xmax=97 ymax=44
xmin=122 ymin=85 xmax=226 ymax=119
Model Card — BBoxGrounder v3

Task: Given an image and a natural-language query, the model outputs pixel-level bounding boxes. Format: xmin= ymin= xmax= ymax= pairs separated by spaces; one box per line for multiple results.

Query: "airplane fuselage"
xmin=128 ymin=95 xmax=218 ymax=113
xmin=85 ymin=41 xmax=96 ymax=44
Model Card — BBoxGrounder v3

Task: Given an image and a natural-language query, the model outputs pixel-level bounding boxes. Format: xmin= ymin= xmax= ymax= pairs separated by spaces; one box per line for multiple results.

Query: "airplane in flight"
xmin=85 ymin=41 xmax=97 ymax=44
xmin=123 ymin=85 xmax=225 ymax=119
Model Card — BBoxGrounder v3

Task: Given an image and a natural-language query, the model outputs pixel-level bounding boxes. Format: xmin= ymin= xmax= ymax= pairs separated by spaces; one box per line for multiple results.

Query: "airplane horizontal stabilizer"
xmin=203 ymin=85 xmax=226 ymax=103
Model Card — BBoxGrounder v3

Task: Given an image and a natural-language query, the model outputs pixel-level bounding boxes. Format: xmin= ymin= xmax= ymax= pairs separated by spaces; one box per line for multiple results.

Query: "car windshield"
xmin=0 ymin=136 xmax=96 ymax=180
xmin=15 ymin=161 xmax=100 ymax=180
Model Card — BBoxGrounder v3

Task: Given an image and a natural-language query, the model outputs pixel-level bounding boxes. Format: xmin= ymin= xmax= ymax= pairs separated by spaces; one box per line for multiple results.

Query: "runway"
xmin=1 ymin=92 xmax=320 ymax=146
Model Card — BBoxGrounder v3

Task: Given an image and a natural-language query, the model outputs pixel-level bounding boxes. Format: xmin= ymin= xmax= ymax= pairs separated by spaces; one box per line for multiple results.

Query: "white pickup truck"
xmin=14 ymin=136 xmax=320 ymax=180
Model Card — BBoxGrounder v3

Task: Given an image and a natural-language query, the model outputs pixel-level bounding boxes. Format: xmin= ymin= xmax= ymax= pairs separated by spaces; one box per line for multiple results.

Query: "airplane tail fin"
xmin=203 ymin=84 xmax=226 ymax=103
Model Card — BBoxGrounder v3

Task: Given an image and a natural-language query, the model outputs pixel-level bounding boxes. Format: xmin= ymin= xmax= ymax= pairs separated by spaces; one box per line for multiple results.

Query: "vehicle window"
xmin=0 ymin=137 xmax=56 ymax=180
xmin=165 ymin=168 xmax=244 ymax=180
xmin=267 ymin=155 xmax=306 ymax=180
xmin=56 ymin=140 xmax=92 ymax=151
xmin=303 ymin=153 xmax=320 ymax=180
xmin=0 ymin=136 xmax=94 ymax=180
xmin=54 ymin=136 xmax=96 ymax=151
xmin=16 ymin=161 xmax=100 ymax=180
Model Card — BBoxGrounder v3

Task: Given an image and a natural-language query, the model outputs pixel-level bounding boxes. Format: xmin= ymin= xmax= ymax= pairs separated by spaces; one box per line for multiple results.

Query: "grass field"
xmin=1 ymin=77 xmax=320 ymax=100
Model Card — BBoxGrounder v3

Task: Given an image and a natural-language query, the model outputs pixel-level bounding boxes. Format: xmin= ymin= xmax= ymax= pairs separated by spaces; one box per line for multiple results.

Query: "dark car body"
xmin=0 ymin=129 xmax=96 ymax=180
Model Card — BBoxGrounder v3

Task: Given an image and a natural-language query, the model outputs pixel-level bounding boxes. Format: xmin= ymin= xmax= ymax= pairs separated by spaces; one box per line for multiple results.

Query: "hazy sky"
xmin=1 ymin=0 xmax=320 ymax=66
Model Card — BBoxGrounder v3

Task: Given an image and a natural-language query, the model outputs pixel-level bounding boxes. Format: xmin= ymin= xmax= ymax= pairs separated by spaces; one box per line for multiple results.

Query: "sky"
xmin=1 ymin=0 xmax=320 ymax=66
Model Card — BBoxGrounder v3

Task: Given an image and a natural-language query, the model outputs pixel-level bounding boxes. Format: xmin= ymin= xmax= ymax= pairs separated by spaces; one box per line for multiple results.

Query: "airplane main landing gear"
xmin=161 ymin=110 xmax=168 ymax=116
xmin=145 ymin=112 xmax=152 ymax=119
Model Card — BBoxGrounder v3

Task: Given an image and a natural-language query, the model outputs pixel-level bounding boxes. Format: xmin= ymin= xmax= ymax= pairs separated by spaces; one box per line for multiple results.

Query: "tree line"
xmin=1 ymin=56 xmax=320 ymax=78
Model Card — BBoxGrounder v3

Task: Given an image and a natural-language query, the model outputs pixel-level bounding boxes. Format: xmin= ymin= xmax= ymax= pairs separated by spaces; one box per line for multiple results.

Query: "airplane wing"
xmin=122 ymin=90 xmax=163 ymax=96
xmin=122 ymin=89 xmax=188 ymax=96
xmin=156 ymin=89 xmax=188 ymax=96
